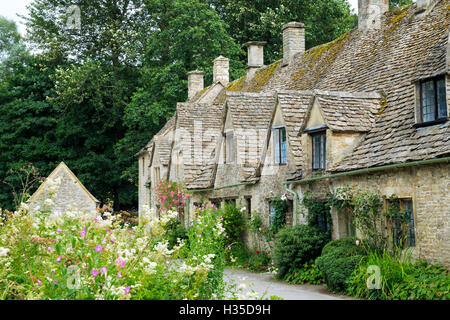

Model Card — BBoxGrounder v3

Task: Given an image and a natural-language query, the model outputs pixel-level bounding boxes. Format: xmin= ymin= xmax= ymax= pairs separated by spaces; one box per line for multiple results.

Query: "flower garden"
xmin=0 ymin=180 xmax=239 ymax=300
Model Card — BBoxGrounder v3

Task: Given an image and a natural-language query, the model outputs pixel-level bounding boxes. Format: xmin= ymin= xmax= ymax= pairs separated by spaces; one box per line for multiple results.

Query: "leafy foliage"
xmin=283 ymin=262 xmax=324 ymax=285
xmin=347 ymin=251 xmax=450 ymax=300
xmin=315 ymin=237 xmax=365 ymax=293
xmin=205 ymin=0 xmax=357 ymax=63
xmin=218 ymin=204 xmax=244 ymax=245
xmin=269 ymin=197 xmax=288 ymax=234
xmin=273 ymin=225 xmax=328 ymax=279
xmin=301 ymin=192 xmax=332 ymax=240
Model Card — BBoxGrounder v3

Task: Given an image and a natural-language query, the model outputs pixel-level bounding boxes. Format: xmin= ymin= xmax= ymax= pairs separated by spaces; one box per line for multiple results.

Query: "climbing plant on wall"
xmin=301 ymin=192 xmax=332 ymax=240
xmin=269 ymin=197 xmax=288 ymax=234
xmin=329 ymin=188 xmax=410 ymax=254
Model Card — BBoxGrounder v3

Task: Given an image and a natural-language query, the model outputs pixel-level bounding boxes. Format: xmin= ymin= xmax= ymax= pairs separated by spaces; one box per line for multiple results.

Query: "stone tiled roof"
xmin=142 ymin=1 xmax=450 ymax=183
xmin=226 ymin=92 xmax=276 ymax=181
xmin=154 ymin=140 xmax=172 ymax=166
xmin=315 ymin=92 xmax=383 ymax=133
xmin=176 ymin=102 xmax=225 ymax=188
xmin=252 ymin=1 xmax=450 ymax=171
xmin=277 ymin=91 xmax=313 ymax=170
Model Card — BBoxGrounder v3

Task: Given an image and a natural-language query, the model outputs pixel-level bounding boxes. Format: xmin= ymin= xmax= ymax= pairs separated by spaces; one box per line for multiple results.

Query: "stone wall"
xmin=293 ymin=162 xmax=450 ymax=267
xmin=30 ymin=167 xmax=97 ymax=215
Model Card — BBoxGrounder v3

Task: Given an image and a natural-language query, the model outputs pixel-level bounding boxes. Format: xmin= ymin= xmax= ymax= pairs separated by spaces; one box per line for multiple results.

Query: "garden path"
xmin=224 ymin=269 xmax=353 ymax=300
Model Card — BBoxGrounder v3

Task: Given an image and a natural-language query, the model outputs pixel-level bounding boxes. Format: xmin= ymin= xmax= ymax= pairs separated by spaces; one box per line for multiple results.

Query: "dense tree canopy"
xmin=0 ymin=0 xmax=360 ymax=210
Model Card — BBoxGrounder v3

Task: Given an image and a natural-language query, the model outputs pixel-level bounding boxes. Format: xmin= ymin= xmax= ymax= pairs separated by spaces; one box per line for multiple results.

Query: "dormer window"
xmin=312 ymin=131 xmax=326 ymax=170
xmin=418 ymin=76 xmax=447 ymax=124
xmin=273 ymin=126 xmax=287 ymax=165
xmin=225 ymin=131 xmax=234 ymax=163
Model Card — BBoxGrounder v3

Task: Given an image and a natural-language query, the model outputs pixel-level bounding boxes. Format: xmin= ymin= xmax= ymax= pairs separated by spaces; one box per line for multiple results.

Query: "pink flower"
xmin=100 ymin=266 xmax=107 ymax=274
xmin=170 ymin=191 xmax=174 ymax=197
xmin=102 ymin=238 xmax=107 ymax=244
xmin=37 ymin=279 xmax=42 ymax=286
xmin=117 ymin=272 xmax=122 ymax=278
xmin=53 ymin=280 xmax=58 ymax=284
xmin=120 ymin=260 xmax=126 ymax=268
xmin=167 ymin=185 xmax=171 ymax=189
xmin=91 ymin=269 xmax=99 ymax=278
xmin=94 ymin=217 xmax=99 ymax=222
xmin=94 ymin=245 xmax=103 ymax=252
xmin=124 ymin=286 xmax=130 ymax=294
xmin=80 ymin=231 xmax=86 ymax=238
xmin=57 ymin=228 xmax=62 ymax=234
xmin=56 ymin=256 xmax=62 ymax=262
xmin=47 ymin=247 xmax=54 ymax=252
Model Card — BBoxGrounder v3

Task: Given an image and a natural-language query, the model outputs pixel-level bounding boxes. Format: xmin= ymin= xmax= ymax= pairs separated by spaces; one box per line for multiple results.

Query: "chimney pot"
xmin=213 ymin=56 xmax=229 ymax=86
xmin=282 ymin=22 xmax=305 ymax=64
xmin=244 ymin=41 xmax=267 ymax=68
xmin=187 ymin=70 xmax=204 ymax=100
xmin=358 ymin=0 xmax=389 ymax=31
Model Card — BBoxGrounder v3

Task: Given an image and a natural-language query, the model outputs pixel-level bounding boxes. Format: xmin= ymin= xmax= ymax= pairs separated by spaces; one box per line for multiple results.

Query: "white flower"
xmin=240 ymin=207 xmax=246 ymax=213
xmin=280 ymin=194 xmax=287 ymax=201
xmin=0 ymin=247 xmax=9 ymax=257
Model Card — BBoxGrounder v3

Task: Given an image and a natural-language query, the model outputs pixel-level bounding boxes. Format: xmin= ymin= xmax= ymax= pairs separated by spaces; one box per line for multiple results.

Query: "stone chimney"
xmin=244 ymin=41 xmax=266 ymax=79
xmin=187 ymin=70 xmax=204 ymax=100
xmin=415 ymin=0 xmax=438 ymax=15
xmin=213 ymin=56 xmax=229 ymax=86
xmin=358 ymin=0 xmax=389 ymax=31
xmin=244 ymin=41 xmax=267 ymax=68
xmin=282 ymin=22 xmax=305 ymax=64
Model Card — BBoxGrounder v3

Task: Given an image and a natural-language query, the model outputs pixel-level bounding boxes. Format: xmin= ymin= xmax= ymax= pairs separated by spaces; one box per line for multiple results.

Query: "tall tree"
xmin=204 ymin=0 xmax=358 ymax=63
xmin=118 ymin=0 xmax=245 ymax=189
xmin=0 ymin=52 xmax=60 ymax=210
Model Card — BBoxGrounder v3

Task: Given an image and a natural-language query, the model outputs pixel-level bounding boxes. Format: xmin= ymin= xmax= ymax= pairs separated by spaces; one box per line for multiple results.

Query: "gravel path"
xmin=224 ymin=268 xmax=352 ymax=300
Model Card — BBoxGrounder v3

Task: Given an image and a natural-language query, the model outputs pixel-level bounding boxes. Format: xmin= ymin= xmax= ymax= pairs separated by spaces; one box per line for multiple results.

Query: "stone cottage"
xmin=138 ymin=0 xmax=450 ymax=266
xmin=29 ymin=162 xmax=100 ymax=214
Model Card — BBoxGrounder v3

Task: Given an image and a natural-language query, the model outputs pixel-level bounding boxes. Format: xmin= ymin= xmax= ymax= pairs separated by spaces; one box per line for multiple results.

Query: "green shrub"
xmin=284 ymin=262 xmax=324 ymax=285
xmin=219 ymin=204 xmax=244 ymax=245
xmin=164 ymin=220 xmax=188 ymax=250
xmin=227 ymin=242 xmax=249 ymax=266
xmin=321 ymin=237 xmax=365 ymax=256
xmin=346 ymin=251 xmax=450 ymax=300
xmin=273 ymin=225 xmax=329 ymax=279
xmin=315 ymin=237 xmax=365 ymax=293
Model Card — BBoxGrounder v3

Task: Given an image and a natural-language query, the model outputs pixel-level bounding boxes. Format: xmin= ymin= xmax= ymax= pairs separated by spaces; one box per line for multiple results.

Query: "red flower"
xmin=256 ymin=251 xmax=260 ymax=254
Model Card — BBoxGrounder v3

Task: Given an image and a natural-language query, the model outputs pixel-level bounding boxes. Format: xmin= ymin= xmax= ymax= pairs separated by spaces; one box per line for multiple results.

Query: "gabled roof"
xmin=313 ymin=91 xmax=383 ymax=133
xmin=154 ymin=140 xmax=172 ymax=166
xmin=225 ymin=92 xmax=277 ymax=181
xmin=141 ymin=1 xmax=450 ymax=180
xmin=29 ymin=162 xmax=99 ymax=204
xmin=176 ymin=102 xmax=225 ymax=189
xmin=277 ymin=91 xmax=313 ymax=170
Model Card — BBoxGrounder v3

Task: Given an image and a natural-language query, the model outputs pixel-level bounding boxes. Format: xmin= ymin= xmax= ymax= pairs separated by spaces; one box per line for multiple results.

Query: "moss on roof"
xmin=247 ymin=60 xmax=282 ymax=92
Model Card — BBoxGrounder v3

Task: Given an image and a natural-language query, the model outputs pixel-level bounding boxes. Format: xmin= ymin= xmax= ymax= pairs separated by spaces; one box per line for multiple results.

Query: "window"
xmin=419 ymin=77 xmax=447 ymax=123
xmin=245 ymin=196 xmax=252 ymax=219
xmin=224 ymin=198 xmax=236 ymax=207
xmin=312 ymin=131 xmax=326 ymax=170
xmin=154 ymin=167 xmax=160 ymax=182
xmin=273 ymin=127 xmax=287 ymax=165
xmin=269 ymin=203 xmax=276 ymax=227
xmin=209 ymin=198 xmax=222 ymax=209
xmin=392 ymin=199 xmax=415 ymax=248
xmin=225 ymin=131 xmax=234 ymax=163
